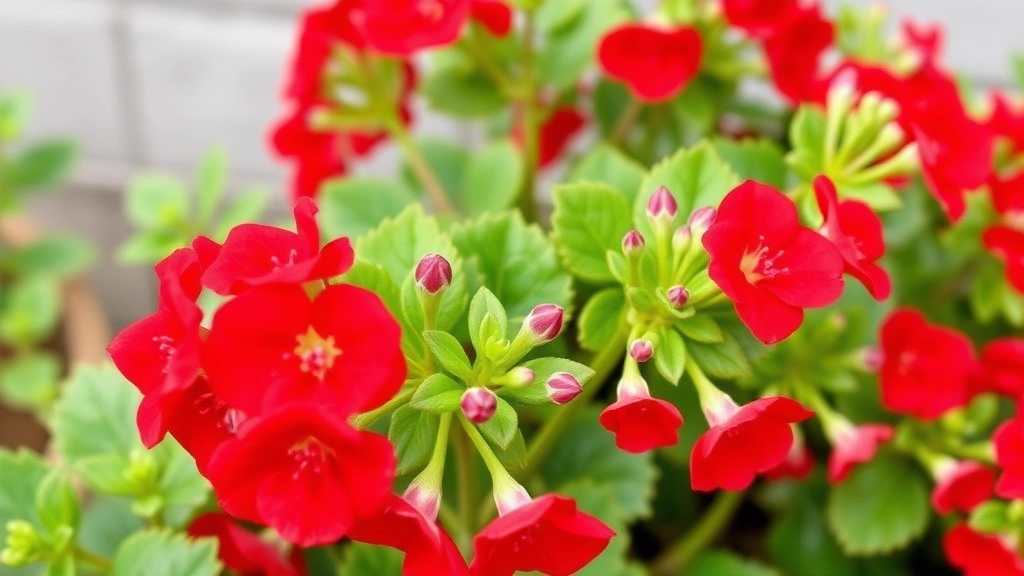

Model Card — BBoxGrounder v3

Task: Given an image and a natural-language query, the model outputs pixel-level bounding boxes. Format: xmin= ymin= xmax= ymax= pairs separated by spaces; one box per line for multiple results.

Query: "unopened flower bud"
xmin=672 ymin=226 xmax=691 ymax=253
xmin=524 ymin=304 xmax=564 ymax=344
xmin=687 ymin=207 xmax=717 ymax=237
xmin=415 ymin=252 xmax=452 ymax=295
xmin=498 ymin=366 xmax=535 ymax=388
xmin=622 ymin=229 xmax=645 ymax=255
xmin=666 ymin=285 xmax=689 ymax=308
xmin=646 ymin=185 xmax=678 ymax=221
xmin=1 ymin=520 xmax=42 ymax=567
xmin=546 ymin=372 xmax=582 ymax=405
xmin=629 ymin=339 xmax=654 ymax=363
xmin=461 ymin=387 xmax=498 ymax=424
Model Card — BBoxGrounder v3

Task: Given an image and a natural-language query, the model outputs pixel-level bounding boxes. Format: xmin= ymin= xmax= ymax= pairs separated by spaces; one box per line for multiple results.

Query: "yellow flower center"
xmin=294 ymin=326 xmax=342 ymax=380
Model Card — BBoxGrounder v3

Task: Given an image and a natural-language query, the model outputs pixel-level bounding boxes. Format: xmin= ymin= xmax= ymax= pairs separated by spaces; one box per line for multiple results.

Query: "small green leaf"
xmin=77 ymin=497 xmax=145 ymax=560
xmin=537 ymin=0 xmax=630 ymax=90
xmin=34 ymin=470 xmax=79 ymax=536
xmin=687 ymin=328 xmax=751 ymax=379
xmin=339 ymin=541 xmax=404 ymax=576
xmin=787 ymin=106 xmax=827 ymax=180
xmin=578 ymin=288 xmax=627 ymax=352
xmin=111 ymin=530 xmax=221 ymax=576
xmin=421 ymin=49 xmax=507 ymax=118
xmin=552 ymin=182 xmax=633 ymax=283
xmin=213 ymin=189 xmax=269 ymax=241
xmin=125 ymin=174 xmax=190 ymax=232
xmin=423 ymin=331 xmax=473 ymax=381
xmin=569 ymin=144 xmax=646 ymax=201
xmin=468 ymin=287 xmax=509 ymax=356
xmin=410 ymin=373 xmax=465 ymax=413
xmin=319 ymin=177 xmax=416 ymax=239
xmin=501 ymin=357 xmax=595 ymax=405
xmin=459 ymin=140 xmax=524 ymax=215
xmin=969 ymin=500 xmax=1010 ymax=534
xmin=535 ymin=0 xmax=588 ymax=32
xmin=690 ymin=551 xmax=780 ymax=576
xmin=8 ymin=140 xmax=76 ymax=191
xmin=478 ymin=397 xmax=518 ymax=449
xmin=0 ymin=449 xmax=49 ymax=533
xmin=195 ymin=147 xmax=226 ymax=226
xmin=389 ymin=407 xmax=439 ymax=475
xmin=827 ymin=454 xmax=929 ymax=556
xmin=653 ymin=326 xmax=686 ymax=384
xmin=676 ymin=314 xmax=724 ymax=343
xmin=492 ymin=429 xmax=527 ymax=470
xmin=713 ymin=137 xmax=789 ymax=189
xmin=2 ymin=235 xmax=94 ymax=278
xmin=117 ymin=231 xmax=187 ymax=265
xmin=0 ymin=351 xmax=60 ymax=410
xmin=0 ymin=277 xmax=60 ymax=347
xmin=400 ymin=138 xmax=468 ymax=201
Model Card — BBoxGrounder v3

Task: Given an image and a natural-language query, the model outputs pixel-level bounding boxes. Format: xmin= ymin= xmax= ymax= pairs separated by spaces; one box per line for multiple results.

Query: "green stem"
xmin=611 ymin=100 xmax=643 ymax=147
xmin=74 ymin=546 xmax=112 ymax=571
xmin=352 ymin=388 xmax=414 ymax=429
xmin=649 ymin=490 xmax=746 ymax=576
xmin=454 ymin=425 xmax=476 ymax=548
xmin=465 ymin=25 xmax=521 ymax=98
xmin=516 ymin=13 xmax=540 ymax=223
xmin=389 ymin=120 xmax=457 ymax=216
xmin=516 ymin=326 xmax=630 ymax=482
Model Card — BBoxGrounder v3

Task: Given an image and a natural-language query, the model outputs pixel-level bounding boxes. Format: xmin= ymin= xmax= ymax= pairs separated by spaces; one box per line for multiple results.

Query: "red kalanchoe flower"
xmin=995 ymin=413 xmax=1024 ymax=499
xmin=600 ymin=371 xmax=684 ymax=454
xmin=814 ymin=175 xmax=892 ymax=300
xmin=878 ymin=308 xmax=976 ymax=419
xmin=944 ymin=523 xmax=1024 ymax=576
xmin=901 ymin=19 xmax=943 ymax=67
xmin=764 ymin=434 xmax=814 ymax=482
xmin=284 ymin=4 xmax=366 ymax=104
xmin=350 ymin=493 xmax=468 ymax=576
xmin=188 ymin=513 xmax=304 ymax=576
xmin=460 ymin=387 xmax=498 ymax=424
xmin=983 ymin=171 xmax=1024 ymax=294
xmin=107 ymin=248 xmax=203 ymax=448
xmin=703 ymin=180 xmax=845 ymax=345
xmin=160 ymin=376 xmax=245 ymax=474
xmin=597 ymin=23 xmax=703 ymax=102
xmin=356 ymin=0 xmax=470 ymax=56
xmin=827 ymin=423 xmax=894 ymax=484
xmin=691 ymin=395 xmax=814 ymax=491
xmin=988 ymin=92 xmax=1024 ymax=153
xmin=470 ymin=0 xmax=512 ymax=37
xmin=204 ymin=283 xmax=405 ymax=417
xmin=721 ymin=0 xmax=800 ymax=38
xmin=199 ymin=197 xmax=354 ymax=296
xmin=977 ymin=338 xmax=1024 ymax=398
xmin=764 ymin=5 xmax=834 ymax=104
xmin=415 ymin=252 xmax=453 ymax=295
xmin=469 ymin=494 xmax=614 ymax=576
xmin=206 ymin=403 xmax=395 ymax=547
xmin=520 ymin=106 xmax=586 ymax=169
xmin=932 ymin=460 xmax=996 ymax=515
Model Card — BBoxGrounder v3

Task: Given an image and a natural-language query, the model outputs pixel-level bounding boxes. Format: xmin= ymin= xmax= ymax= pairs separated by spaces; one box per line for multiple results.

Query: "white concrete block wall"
xmin=1 ymin=0 xmax=1022 ymax=329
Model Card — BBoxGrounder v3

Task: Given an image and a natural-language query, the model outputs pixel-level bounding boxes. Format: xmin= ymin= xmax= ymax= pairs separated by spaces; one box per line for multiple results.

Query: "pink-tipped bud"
xmin=862 ymin=347 xmax=884 ymax=372
xmin=666 ymin=285 xmax=689 ymax=308
xmin=629 ymin=339 xmax=654 ymax=363
xmin=461 ymin=387 xmax=498 ymax=424
xmin=525 ymin=304 xmax=564 ymax=344
xmin=622 ymin=229 xmax=645 ymax=255
xmin=646 ymin=185 xmax=678 ymax=220
xmin=415 ymin=252 xmax=452 ymax=295
xmin=672 ymin=226 xmax=691 ymax=252
xmin=506 ymin=366 xmax=535 ymax=388
xmin=545 ymin=372 xmax=582 ymax=405
xmin=687 ymin=207 xmax=717 ymax=237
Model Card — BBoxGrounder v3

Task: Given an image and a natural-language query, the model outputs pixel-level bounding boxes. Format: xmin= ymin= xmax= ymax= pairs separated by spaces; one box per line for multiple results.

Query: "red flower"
xmin=470 ymin=0 xmax=512 ymax=37
xmin=284 ymin=4 xmax=366 ymax=104
xmin=206 ymin=403 xmax=395 ymax=547
xmin=107 ymin=248 xmax=203 ymax=448
xmin=995 ymin=413 xmax=1024 ymax=499
xmin=814 ymin=176 xmax=891 ymax=300
xmin=988 ymin=92 xmax=1024 ymax=153
xmin=944 ymin=523 xmax=1024 ymax=576
xmin=827 ymin=423 xmax=893 ymax=484
xmin=160 ymin=376 xmax=245 ymax=475
xmin=349 ymin=494 xmax=468 ymax=576
xmin=983 ymin=171 xmax=1024 ymax=294
xmin=188 ymin=512 xmax=304 ymax=576
xmin=901 ymin=19 xmax=943 ymax=68
xmin=977 ymin=338 xmax=1024 ymax=398
xmin=599 ymin=380 xmax=684 ymax=454
xmin=721 ymin=0 xmax=800 ymax=38
xmin=469 ymin=495 xmax=615 ymax=576
xmin=878 ymin=309 xmax=976 ymax=419
xmin=702 ymin=180 xmax=845 ymax=345
xmin=690 ymin=396 xmax=814 ymax=491
xmin=932 ymin=461 xmax=995 ymax=515
xmin=764 ymin=435 xmax=814 ymax=481
xmin=597 ymin=23 xmax=703 ymax=102
xmin=199 ymin=197 xmax=354 ymax=296
xmin=764 ymin=5 xmax=834 ymax=104
xmin=536 ymin=107 xmax=586 ymax=169
xmin=356 ymin=0 xmax=470 ymax=56
xmin=204 ymin=283 xmax=405 ymax=418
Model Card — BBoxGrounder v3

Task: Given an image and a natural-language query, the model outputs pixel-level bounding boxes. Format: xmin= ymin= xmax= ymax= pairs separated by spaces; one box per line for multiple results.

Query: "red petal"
xmin=598 ymin=24 xmax=703 ymax=102
xmin=762 ymin=227 xmax=845 ymax=308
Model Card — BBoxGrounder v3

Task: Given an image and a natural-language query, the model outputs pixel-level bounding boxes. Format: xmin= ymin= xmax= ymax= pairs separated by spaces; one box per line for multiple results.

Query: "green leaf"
xmin=400 ymin=138 xmax=468 ymax=201
xmin=77 ymin=497 xmax=145 ymax=559
xmin=8 ymin=140 xmax=76 ymax=191
xmin=713 ymin=137 xmax=789 ymax=189
xmin=458 ymin=140 xmax=524 ymax=215
xmin=492 ymin=429 xmax=527 ymax=470
xmin=34 ymin=470 xmax=79 ymax=535
xmin=969 ymin=500 xmax=1010 ymax=534
xmin=357 ymin=205 xmax=467 ymax=333
xmin=569 ymin=145 xmax=646 ymax=201
xmin=478 ymin=397 xmax=518 ymax=449
xmin=421 ymin=48 xmax=507 ymax=118
xmin=691 ymin=551 xmax=780 ymax=576
xmin=827 ymin=454 xmax=929 ymax=555
xmin=195 ymin=147 xmax=226 ymax=226
xmin=543 ymin=409 xmax=658 ymax=522
xmin=653 ymin=326 xmax=686 ymax=384
xmin=410 ymin=373 xmax=465 ymax=413
xmin=117 ymin=232 xmax=187 ymax=265
xmin=501 ymin=357 xmax=595 ymax=405
xmin=634 ymin=143 xmax=740 ymax=236
xmin=787 ymin=106 xmax=827 ymax=180
xmin=3 ymin=235 xmax=94 ymax=278
xmin=0 ymin=277 xmax=60 ymax=347
xmin=552 ymin=182 xmax=634 ymax=283
xmin=537 ymin=0 xmax=631 ymax=90
xmin=0 ymin=449 xmax=48 ymax=531
xmin=213 ymin=189 xmax=269 ymax=240
xmin=578 ymin=288 xmax=627 ymax=352
xmin=676 ymin=314 xmax=724 ymax=343
xmin=339 ymin=542 xmax=404 ymax=576
xmin=423 ymin=331 xmax=473 ymax=381
xmin=687 ymin=327 xmax=751 ymax=379
xmin=467 ymin=287 xmax=509 ymax=358
xmin=149 ymin=440 xmax=211 ymax=528
xmin=0 ymin=351 xmax=60 ymax=410
xmin=125 ymin=174 xmax=190 ymax=232
xmin=0 ymin=91 xmax=31 ymax=140
xmin=389 ymin=407 xmax=439 ymax=475
xmin=111 ymin=530 xmax=221 ymax=576
xmin=768 ymin=484 xmax=858 ymax=576
xmin=535 ymin=0 xmax=588 ymax=32
xmin=452 ymin=211 xmax=572 ymax=321
xmin=838 ymin=182 xmax=902 ymax=212
xmin=319 ymin=177 xmax=416 ymax=239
